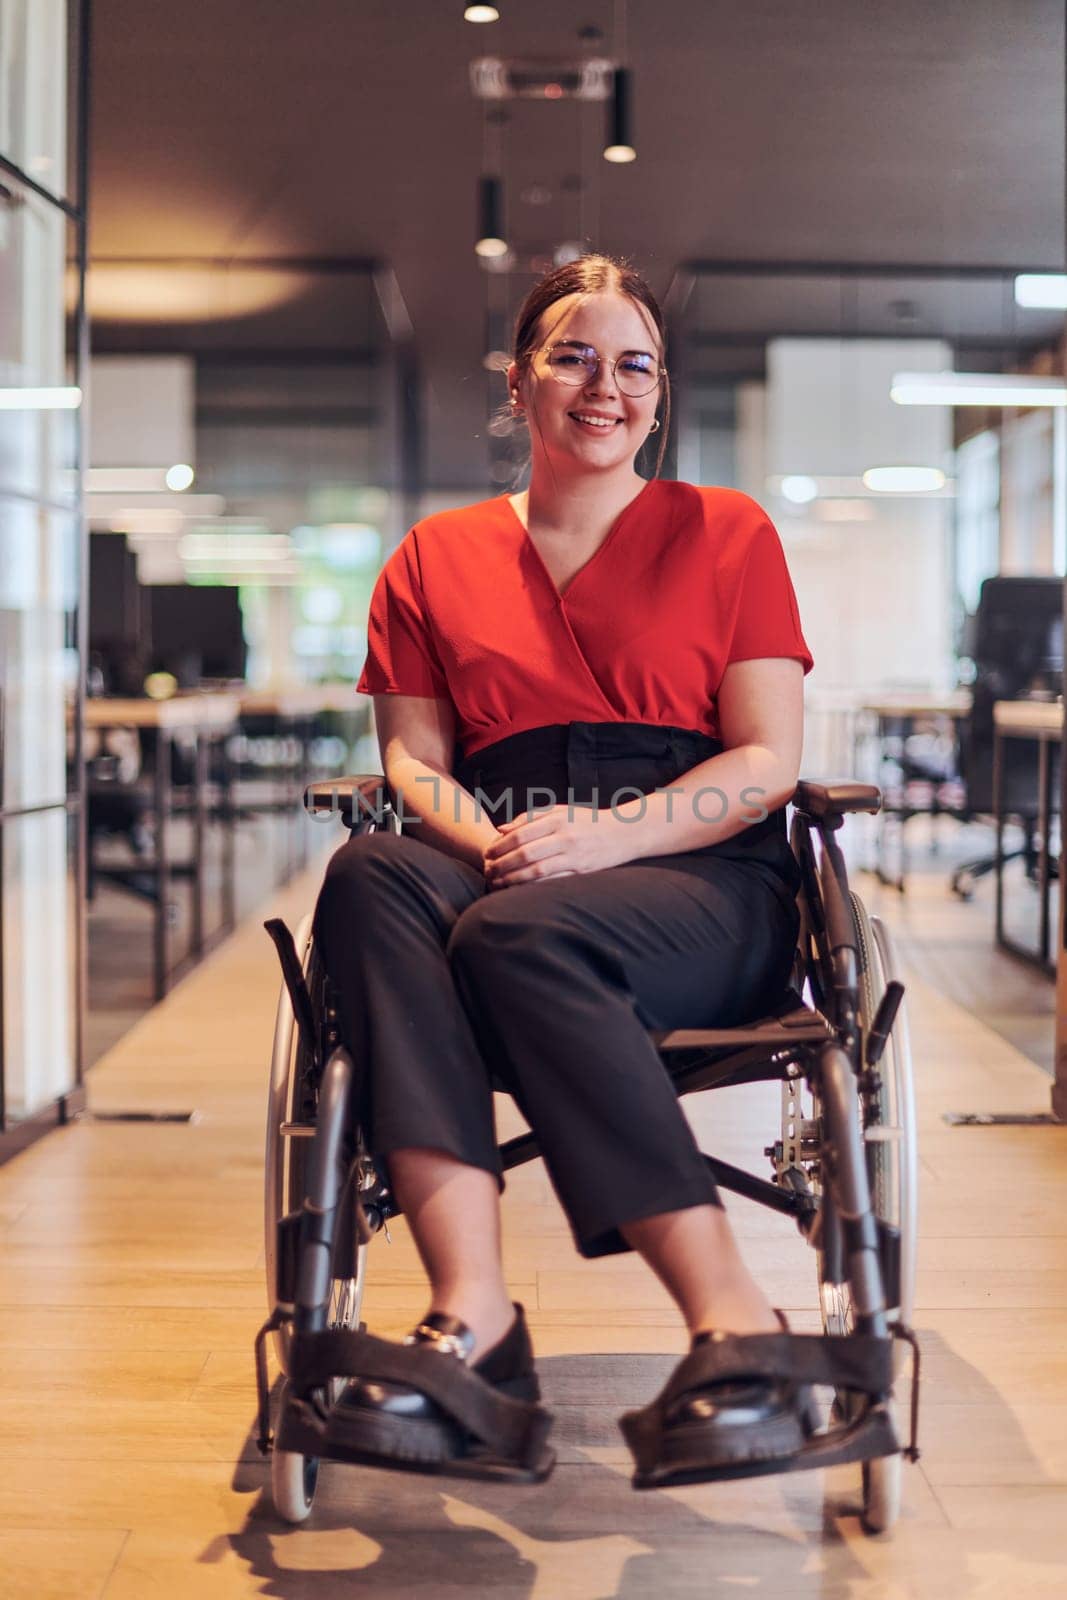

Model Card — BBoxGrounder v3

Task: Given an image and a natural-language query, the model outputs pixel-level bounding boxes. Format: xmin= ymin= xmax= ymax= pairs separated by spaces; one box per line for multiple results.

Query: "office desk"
xmin=857 ymin=692 xmax=972 ymax=892
xmin=992 ymin=699 xmax=1062 ymax=977
xmin=85 ymin=694 xmax=240 ymax=998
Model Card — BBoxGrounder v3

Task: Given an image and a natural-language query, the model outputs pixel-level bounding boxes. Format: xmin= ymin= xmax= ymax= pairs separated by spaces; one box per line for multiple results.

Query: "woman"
xmin=313 ymin=254 xmax=814 ymax=1486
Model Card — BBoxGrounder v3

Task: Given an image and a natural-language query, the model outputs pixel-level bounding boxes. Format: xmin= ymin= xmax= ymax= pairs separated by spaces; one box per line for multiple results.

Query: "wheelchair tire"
xmin=812 ymin=893 xmax=917 ymax=1534
xmin=264 ymin=916 xmax=367 ymax=1378
xmin=271 ymin=1382 xmax=319 ymax=1524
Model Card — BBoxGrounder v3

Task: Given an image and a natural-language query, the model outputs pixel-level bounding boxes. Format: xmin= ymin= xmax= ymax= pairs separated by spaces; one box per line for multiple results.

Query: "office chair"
xmin=950 ymin=577 xmax=1062 ymax=900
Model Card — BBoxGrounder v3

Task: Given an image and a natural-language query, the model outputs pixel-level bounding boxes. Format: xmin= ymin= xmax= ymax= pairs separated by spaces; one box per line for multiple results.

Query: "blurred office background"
xmin=1 ymin=0 xmax=1064 ymax=1148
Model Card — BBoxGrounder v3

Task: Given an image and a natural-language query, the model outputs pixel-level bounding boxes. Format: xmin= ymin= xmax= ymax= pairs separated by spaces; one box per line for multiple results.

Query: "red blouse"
xmin=356 ymin=478 xmax=813 ymax=760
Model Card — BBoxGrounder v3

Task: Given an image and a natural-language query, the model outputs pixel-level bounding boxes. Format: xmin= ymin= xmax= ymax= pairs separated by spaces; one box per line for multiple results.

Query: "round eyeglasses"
xmin=539 ymin=342 xmax=665 ymax=398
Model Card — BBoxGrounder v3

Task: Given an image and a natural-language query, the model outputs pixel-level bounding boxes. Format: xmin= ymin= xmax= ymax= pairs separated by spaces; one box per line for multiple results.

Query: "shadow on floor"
xmin=201 ymin=1337 xmax=1051 ymax=1599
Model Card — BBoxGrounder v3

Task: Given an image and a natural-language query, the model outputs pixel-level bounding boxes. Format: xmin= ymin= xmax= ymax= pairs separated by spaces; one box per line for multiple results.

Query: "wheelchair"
xmin=254 ymin=774 xmax=920 ymax=1534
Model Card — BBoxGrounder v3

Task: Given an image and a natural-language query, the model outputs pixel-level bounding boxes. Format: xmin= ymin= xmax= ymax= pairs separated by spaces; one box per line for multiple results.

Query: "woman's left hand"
xmin=483 ymin=805 xmax=631 ymax=889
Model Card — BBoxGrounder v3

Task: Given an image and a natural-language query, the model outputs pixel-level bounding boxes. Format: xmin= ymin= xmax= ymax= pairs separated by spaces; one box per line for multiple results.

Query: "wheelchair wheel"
xmin=820 ymin=895 xmax=917 ymax=1328
xmin=811 ymin=893 xmax=918 ymax=1533
xmin=265 ymin=918 xmax=367 ymax=1523
xmin=271 ymin=1382 xmax=320 ymax=1523
xmin=265 ymin=916 xmax=368 ymax=1371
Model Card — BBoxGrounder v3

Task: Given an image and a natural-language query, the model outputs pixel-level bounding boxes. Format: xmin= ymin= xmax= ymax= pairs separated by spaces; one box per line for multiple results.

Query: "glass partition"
xmin=0 ymin=0 xmax=86 ymax=1140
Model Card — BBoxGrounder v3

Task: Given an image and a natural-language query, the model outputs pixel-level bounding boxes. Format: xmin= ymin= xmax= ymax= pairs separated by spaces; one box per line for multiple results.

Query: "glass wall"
xmin=0 ymin=0 xmax=87 ymax=1135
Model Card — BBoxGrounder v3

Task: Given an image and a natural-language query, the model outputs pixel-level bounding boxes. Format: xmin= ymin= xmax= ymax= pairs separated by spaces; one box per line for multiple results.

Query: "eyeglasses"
xmin=539 ymin=342 xmax=666 ymax=398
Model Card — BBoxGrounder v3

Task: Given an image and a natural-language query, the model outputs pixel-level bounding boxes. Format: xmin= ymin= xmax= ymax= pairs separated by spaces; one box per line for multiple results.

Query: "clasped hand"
xmin=482 ymin=804 xmax=629 ymax=889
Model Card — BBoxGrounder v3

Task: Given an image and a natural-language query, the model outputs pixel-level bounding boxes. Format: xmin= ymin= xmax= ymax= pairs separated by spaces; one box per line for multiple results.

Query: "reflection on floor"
xmin=3 ymin=825 xmax=1066 ymax=1597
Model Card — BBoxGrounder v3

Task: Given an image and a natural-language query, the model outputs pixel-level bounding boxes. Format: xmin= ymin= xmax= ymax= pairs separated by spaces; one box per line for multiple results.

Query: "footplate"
xmin=621 ymin=1328 xmax=912 ymax=1490
xmin=627 ymin=1401 xmax=899 ymax=1490
xmin=273 ymin=1325 xmax=556 ymax=1484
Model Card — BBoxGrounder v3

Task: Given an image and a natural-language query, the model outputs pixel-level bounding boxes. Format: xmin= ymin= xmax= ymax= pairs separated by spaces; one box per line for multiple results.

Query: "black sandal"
xmin=620 ymin=1312 xmax=819 ymax=1489
xmin=281 ymin=1302 xmax=555 ymax=1484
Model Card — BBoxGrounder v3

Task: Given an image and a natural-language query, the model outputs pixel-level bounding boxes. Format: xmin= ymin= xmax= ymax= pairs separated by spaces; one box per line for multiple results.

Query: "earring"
xmin=648 ymin=419 xmax=661 ymax=434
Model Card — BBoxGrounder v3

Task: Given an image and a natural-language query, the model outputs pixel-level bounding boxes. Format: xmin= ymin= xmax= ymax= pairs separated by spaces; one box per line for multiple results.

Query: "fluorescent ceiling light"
xmin=88 ymin=466 xmax=196 ymax=493
xmin=183 ymin=569 xmax=300 ymax=582
xmin=891 ymin=371 xmax=1067 ymax=407
xmin=0 ymin=386 xmax=82 ymax=410
xmin=178 ymin=531 xmax=292 ymax=560
xmin=185 ymin=521 xmax=271 ymax=537
xmin=768 ymin=472 xmax=955 ymax=501
xmin=863 ymin=466 xmax=947 ymax=493
xmin=1014 ymin=274 xmax=1067 ymax=310
xmin=113 ymin=509 xmax=185 ymax=535
xmin=89 ymin=492 xmax=224 ymax=520
xmin=464 ymin=4 xmax=500 ymax=19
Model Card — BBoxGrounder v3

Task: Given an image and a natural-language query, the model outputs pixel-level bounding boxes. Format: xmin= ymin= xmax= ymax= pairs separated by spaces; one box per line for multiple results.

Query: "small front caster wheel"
xmin=271 ymin=1382 xmax=320 ymax=1523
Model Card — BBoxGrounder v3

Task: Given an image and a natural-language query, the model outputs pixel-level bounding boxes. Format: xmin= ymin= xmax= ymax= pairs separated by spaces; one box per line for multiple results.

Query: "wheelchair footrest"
xmin=621 ymin=1330 xmax=907 ymax=1490
xmin=279 ymin=1326 xmax=556 ymax=1482
xmin=278 ymin=1388 xmax=554 ymax=1484
xmin=629 ymin=1401 xmax=899 ymax=1490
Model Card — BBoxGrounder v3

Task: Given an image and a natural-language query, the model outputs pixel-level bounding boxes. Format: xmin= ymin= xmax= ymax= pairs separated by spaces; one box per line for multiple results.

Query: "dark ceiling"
xmin=89 ymin=0 xmax=1066 ymax=487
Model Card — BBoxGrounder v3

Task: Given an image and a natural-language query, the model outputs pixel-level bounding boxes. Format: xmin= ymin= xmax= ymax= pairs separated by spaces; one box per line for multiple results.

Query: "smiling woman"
xmin=507 ymin=254 xmax=672 ymax=480
xmin=312 ymin=252 xmax=817 ymax=1490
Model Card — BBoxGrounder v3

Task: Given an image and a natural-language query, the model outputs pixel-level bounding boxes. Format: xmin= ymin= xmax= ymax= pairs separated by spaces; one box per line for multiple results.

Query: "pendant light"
xmin=604 ymin=1 xmax=636 ymax=162
xmin=475 ymin=174 xmax=508 ymax=258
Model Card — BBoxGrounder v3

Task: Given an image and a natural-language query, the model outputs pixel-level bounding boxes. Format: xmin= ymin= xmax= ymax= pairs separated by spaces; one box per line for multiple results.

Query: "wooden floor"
xmin=3 ymin=835 xmax=1067 ymax=1598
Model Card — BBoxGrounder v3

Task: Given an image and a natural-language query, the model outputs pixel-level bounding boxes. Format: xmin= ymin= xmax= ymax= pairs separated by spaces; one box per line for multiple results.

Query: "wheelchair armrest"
xmin=792 ymin=779 xmax=882 ymax=819
xmin=304 ymin=773 xmax=394 ymax=830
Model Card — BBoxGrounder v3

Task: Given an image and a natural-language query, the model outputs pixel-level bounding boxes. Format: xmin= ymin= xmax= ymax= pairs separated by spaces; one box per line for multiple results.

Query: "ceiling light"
xmin=780 ymin=474 xmax=818 ymax=504
xmin=604 ymin=67 xmax=636 ymax=162
xmin=88 ymin=467 xmax=178 ymax=493
xmin=0 ymin=386 xmax=81 ymax=410
xmin=178 ymin=533 xmax=293 ymax=561
xmin=112 ymin=509 xmax=185 ymax=535
xmin=470 ymin=55 xmax=614 ymax=100
xmin=165 ymin=463 xmax=195 ymax=491
xmin=862 ymin=466 xmax=946 ymax=493
xmin=475 ymin=174 xmax=508 ymax=258
xmin=464 ymin=4 xmax=500 ymax=20
xmin=553 ymin=241 xmax=584 ymax=267
xmin=88 ymin=492 xmax=224 ymax=518
xmin=768 ymin=472 xmax=956 ymax=501
xmin=1014 ymin=274 xmax=1067 ymax=310
xmin=480 ymin=247 xmax=515 ymax=273
xmin=891 ymin=371 xmax=1067 ymax=407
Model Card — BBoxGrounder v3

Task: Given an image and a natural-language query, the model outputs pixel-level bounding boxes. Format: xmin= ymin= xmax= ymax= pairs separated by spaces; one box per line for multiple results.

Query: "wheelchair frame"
xmin=255 ymin=775 xmax=920 ymax=1533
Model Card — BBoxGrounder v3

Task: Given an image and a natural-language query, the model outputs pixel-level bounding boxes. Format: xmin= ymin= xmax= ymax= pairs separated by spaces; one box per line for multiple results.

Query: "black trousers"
xmin=312 ymin=722 xmax=800 ymax=1258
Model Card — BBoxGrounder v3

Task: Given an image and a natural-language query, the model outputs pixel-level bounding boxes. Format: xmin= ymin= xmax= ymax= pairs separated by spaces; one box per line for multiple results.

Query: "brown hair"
xmin=511 ymin=253 xmax=671 ymax=477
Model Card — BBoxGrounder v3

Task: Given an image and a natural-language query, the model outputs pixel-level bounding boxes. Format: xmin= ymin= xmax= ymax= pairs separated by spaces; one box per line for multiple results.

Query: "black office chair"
xmin=950 ymin=576 xmax=1062 ymax=901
